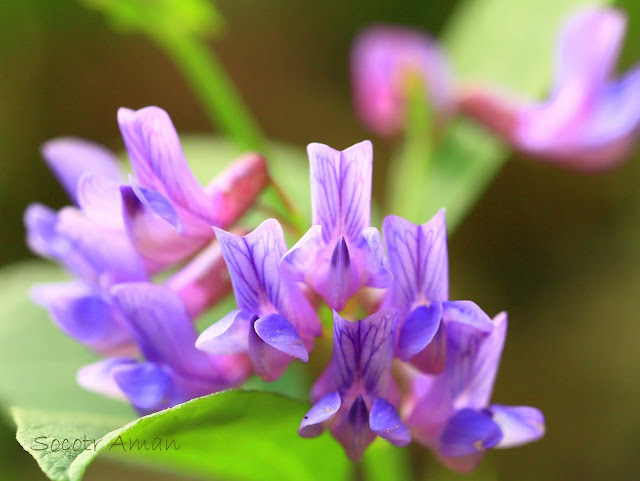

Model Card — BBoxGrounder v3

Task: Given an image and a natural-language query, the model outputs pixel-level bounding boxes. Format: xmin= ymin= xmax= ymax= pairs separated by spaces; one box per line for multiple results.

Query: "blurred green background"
xmin=1 ymin=0 xmax=639 ymax=480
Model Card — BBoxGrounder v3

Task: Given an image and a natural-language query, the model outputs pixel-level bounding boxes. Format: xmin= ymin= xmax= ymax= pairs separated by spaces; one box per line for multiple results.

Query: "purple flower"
xmin=78 ymin=283 xmax=250 ymax=415
xmin=299 ymin=310 xmax=410 ymax=461
xmin=25 ymin=138 xmax=147 ymax=353
xmin=118 ymin=106 xmax=269 ymax=264
xmin=196 ymin=219 xmax=321 ymax=381
xmin=460 ymin=7 xmax=640 ymax=170
xmin=281 ymin=141 xmax=392 ymax=310
xmin=405 ymin=313 xmax=545 ymax=472
xmin=382 ymin=211 xmax=493 ymax=374
xmin=351 ymin=26 xmax=453 ymax=137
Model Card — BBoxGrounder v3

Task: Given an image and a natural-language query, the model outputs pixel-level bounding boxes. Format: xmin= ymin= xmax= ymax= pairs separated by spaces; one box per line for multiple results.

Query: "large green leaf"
xmin=13 ymin=390 xmax=350 ymax=481
xmin=410 ymin=0 xmax=613 ymax=231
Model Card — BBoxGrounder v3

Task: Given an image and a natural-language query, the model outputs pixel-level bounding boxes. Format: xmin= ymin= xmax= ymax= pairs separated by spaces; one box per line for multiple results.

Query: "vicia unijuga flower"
xmin=405 ymin=312 xmax=545 ymax=472
xmin=299 ymin=310 xmax=410 ymax=461
xmin=118 ymin=106 xmax=269 ymax=264
xmin=78 ymin=283 xmax=250 ymax=415
xmin=281 ymin=140 xmax=392 ymax=310
xmin=382 ymin=211 xmax=494 ymax=374
xmin=460 ymin=7 xmax=640 ymax=170
xmin=351 ymin=26 xmax=454 ymax=137
xmin=196 ymin=219 xmax=321 ymax=381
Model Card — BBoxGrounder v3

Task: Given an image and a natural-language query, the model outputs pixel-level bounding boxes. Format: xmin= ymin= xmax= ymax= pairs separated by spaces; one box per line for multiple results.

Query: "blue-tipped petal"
xmin=76 ymin=357 xmax=137 ymax=400
xmin=490 ymin=404 xmax=545 ymax=448
xmin=130 ymin=178 xmax=182 ymax=232
xmin=254 ymin=313 xmax=308 ymax=361
xmin=299 ymin=391 xmax=342 ymax=438
xmin=397 ymin=303 xmax=442 ymax=362
xmin=248 ymin=317 xmax=299 ymax=382
xmin=369 ymin=397 xmax=411 ymax=446
xmin=439 ymin=408 xmax=503 ymax=458
xmin=441 ymin=300 xmax=494 ymax=333
xmin=112 ymin=362 xmax=172 ymax=414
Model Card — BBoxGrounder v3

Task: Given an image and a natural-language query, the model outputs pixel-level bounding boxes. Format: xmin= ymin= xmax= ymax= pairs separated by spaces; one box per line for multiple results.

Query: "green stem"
xmin=158 ymin=34 xmax=265 ymax=151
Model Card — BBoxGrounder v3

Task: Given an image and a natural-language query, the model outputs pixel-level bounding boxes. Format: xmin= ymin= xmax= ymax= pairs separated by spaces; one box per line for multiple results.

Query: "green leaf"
xmin=415 ymin=0 xmax=613 ymax=231
xmin=0 ymin=261 xmax=133 ymax=417
xmin=13 ymin=390 xmax=350 ymax=481
xmin=362 ymin=439 xmax=414 ymax=481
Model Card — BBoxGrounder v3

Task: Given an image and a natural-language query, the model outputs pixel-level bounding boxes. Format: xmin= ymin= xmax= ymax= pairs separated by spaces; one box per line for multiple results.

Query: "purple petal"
xmin=490 ymin=404 xmax=545 ymax=448
xmin=55 ymin=207 xmax=147 ymax=285
xmin=313 ymin=236 xmax=360 ymax=311
xmin=196 ymin=309 xmax=250 ymax=355
xmin=248 ymin=316 xmax=298 ymax=381
xmin=409 ymin=319 xmax=447 ymax=374
xmin=441 ymin=300 xmax=494 ymax=333
xmin=166 ymin=240 xmax=233 ymax=318
xmin=112 ymin=362 xmax=172 ymax=413
xmin=333 ymin=394 xmax=375 ymax=462
xmin=120 ymin=186 xmax=209 ymax=265
xmin=298 ymin=391 xmax=342 ymax=438
xmin=383 ymin=210 xmax=449 ymax=314
xmin=369 ymin=397 xmax=411 ymax=446
xmin=111 ymin=283 xmax=212 ymax=377
xmin=76 ymin=173 xmax=123 ymax=229
xmin=130 ymin=180 xmax=182 ymax=232
xmin=439 ymin=408 xmax=503 ymax=458
xmin=280 ymin=225 xmax=324 ymax=282
xmin=554 ymin=8 xmax=626 ymax=96
xmin=254 ymin=313 xmax=308 ymax=361
xmin=451 ymin=312 xmax=507 ymax=410
xmin=332 ymin=310 xmax=397 ymax=395
xmin=396 ymin=303 xmax=442 ymax=362
xmin=118 ymin=106 xmax=213 ymax=221
xmin=351 ymin=26 xmax=453 ymax=137
xmin=355 ymin=227 xmax=393 ymax=288
xmin=76 ymin=357 xmax=137 ymax=400
xmin=41 ymin=137 xmax=122 ymax=203
xmin=308 ymin=141 xmax=372 ymax=242
xmin=31 ymin=282 xmax=131 ymax=353
xmin=24 ymin=204 xmax=72 ymax=264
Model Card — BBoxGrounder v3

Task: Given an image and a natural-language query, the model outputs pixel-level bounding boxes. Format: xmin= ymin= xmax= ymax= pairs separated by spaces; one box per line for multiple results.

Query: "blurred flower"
xmin=25 ymin=138 xmax=147 ymax=354
xmin=460 ymin=7 xmax=640 ymax=170
xmin=281 ymin=141 xmax=392 ymax=310
xmin=118 ymin=106 xmax=268 ymax=264
xmin=196 ymin=219 xmax=321 ymax=381
xmin=351 ymin=26 xmax=453 ymax=137
xmin=299 ymin=310 xmax=410 ymax=461
xmin=78 ymin=283 xmax=250 ymax=415
xmin=405 ymin=312 xmax=545 ymax=472
xmin=382 ymin=211 xmax=493 ymax=373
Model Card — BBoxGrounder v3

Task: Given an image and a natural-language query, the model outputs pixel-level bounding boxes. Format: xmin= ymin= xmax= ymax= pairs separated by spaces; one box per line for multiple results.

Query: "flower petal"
xmin=120 ymin=185 xmax=209 ymax=265
xmin=130 ymin=180 xmax=182 ymax=232
xmin=355 ymin=227 xmax=393 ymax=288
xmin=396 ymin=303 xmax=442 ymax=362
xmin=439 ymin=408 xmax=503 ymax=458
xmin=298 ymin=391 xmax=342 ymax=438
xmin=196 ymin=309 xmax=251 ymax=355
xmin=248 ymin=316 xmax=298 ymax=381
xmin=41 ymin=137 xmax=122 ymax=203
xmin=76 ymin=357 xmax=137 ymax=400
xmin=112 ymin=362 xmax=172 ymax=414
xmin=383 ymin=210 xmax=448 ymax=314
xmin=409 ymin=319 xmax=447 ymax=374
xmin=369 ymin=397 xmax=411 ymax=446
xmin=333 ymin=394 xmax=375 ymax=462
xmin=280 ymin=225 xmax=324 ymax=282
xmin=166 ymin=240 xmax=233 ymax=318
xmin=118 ymin=106 xmax=213 ymax=221
xmin=111 ymin=283 xmax=212 ymax=377
xmin=31 ymin=282 xmax=131 ymax=353
xmin=490 ymin=404 xmax=545 ymax=448
xmin=308 ymin=141 xmax=372 ymax=242
xmin=76 ymin=173 xmax=123 ymax=229
xmin=253 ymin=313 xmax=308 ymax=361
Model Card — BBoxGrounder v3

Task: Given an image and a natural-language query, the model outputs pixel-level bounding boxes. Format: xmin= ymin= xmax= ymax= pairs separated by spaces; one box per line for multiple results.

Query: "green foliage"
xmin=82 ymin=0 xmax=223 ymax=40
xmin=13 ymin=391 xmax=350 ymax=481
xmin=393 ymin=0 xmax=613 ymax=232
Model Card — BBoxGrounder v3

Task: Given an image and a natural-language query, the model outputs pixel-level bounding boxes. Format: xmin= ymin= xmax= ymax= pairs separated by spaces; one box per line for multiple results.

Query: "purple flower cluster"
xmin=352 ymin=7 xmax=640 ymax=170
xmin=26 ymin=106 xmax=268 ymax=414
xmin=26 ymin=109 xmax=543 ymax=468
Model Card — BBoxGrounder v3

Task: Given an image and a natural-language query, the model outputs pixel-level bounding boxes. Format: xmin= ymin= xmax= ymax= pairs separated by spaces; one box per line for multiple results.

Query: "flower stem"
xmin=159 ymin=35 xmax=265 ymax=151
